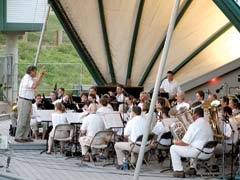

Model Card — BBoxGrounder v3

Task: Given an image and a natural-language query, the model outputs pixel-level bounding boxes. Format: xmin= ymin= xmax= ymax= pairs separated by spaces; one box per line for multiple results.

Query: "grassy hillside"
xmin=2 ymin=12 xmax=93 ymax=95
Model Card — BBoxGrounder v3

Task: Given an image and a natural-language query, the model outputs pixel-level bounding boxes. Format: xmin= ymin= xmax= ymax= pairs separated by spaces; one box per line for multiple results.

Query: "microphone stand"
xmin=218 ymin=117 xmax=228 ymax=180
xmin=226 ymin=116 xmax=235 ymax=180
xmin=218 ymin=115 xmax=235 ymax=180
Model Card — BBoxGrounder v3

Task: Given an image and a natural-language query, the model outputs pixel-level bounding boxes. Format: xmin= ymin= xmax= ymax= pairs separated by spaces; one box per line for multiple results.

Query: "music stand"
xmin=159 ymin=92 xmax=169 ymax=99
xmin=217 ymin=116 xmax=230 ymax=180
xmin=101 ymin=113 xmax=124 ymax=166
xmin=159 ymin=117 xmax=181 ymax=173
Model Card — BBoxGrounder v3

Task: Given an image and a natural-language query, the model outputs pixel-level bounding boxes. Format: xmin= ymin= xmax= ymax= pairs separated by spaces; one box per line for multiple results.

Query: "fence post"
xmin=56 ymin=29 xmax=63 ymax=46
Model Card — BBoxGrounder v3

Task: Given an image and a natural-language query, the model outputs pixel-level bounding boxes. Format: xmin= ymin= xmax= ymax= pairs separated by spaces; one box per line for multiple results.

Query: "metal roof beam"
xmin=172 ymin=22 xmax=232 ymax=74
xmin=125 ymin=0 xmax=145 ymax=85
xmin=98 ymin=0 xmax=116 ymax=84
xmin=49 ymin=0 xmax=106 ymax=85
xmin=138 ymin=0 xmax=193 ymax=86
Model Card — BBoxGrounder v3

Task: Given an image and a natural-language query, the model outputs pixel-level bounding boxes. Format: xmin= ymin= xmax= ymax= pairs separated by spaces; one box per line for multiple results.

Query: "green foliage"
xmin=16 ymin=12 xmax=93 ymax=94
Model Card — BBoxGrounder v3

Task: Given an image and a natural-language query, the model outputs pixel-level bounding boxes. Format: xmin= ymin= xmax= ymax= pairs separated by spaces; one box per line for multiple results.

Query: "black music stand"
xmin=40 ymin=120 xmax=51 ymax=154
xmin=159 ymin=92 xmax=169 ymax=99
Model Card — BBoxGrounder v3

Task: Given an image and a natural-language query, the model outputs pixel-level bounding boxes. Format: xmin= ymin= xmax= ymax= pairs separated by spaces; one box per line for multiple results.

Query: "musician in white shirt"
xmin=116 ymin=84 xmax=125 ymax=103
xmin=170 ymin=102 xmax=213 ymax=178
xmin=175 ymin=91 xmax=190 ymax=111
xmin=160 ymin=71 xmax=181 ymax=99
xmin=30 ymin=94 xmax=47 ymax=140
xmin=152 ymin=107 xmax=173 ymax=146
xmin=79 ymin=97 xmax=110 ymax=161
xmin=47 ymin=102 xmax=68 ymax=154
xmin=114 ymin=106 xmax=146 ymax=168
xmin=214 ymin=106 xmax=238 ymax=155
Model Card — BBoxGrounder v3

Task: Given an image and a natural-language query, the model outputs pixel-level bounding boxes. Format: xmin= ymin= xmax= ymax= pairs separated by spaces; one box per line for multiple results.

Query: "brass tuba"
xmin=202 ymin=100 xmax=222 ymax=141
xmin=169 ymin=120 xmax=187 ymax=140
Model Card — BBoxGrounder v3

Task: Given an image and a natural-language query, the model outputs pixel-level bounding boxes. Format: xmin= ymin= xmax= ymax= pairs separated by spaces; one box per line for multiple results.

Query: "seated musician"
xmin=125 ymin=95 xmax=134 ymax=119
xmin=80 ymin=92 xmax=88 ymax=103
xmin=62 ymin=94 xmax=77 ymax=111
xmin=79 ymin=100 xmax=105 ymax=161
xmin=114 ymin=106 xmax=146 ymax=169
xmin=101 ymin=94 xmax=114 ymax=111
xmin=229 ymin=97 xmax=240 ymax=116
xmin=195 ymin=90 xmax=205 ymax=104
xmin=96 ymin=97 xmax=113 ymax=114
xmin=88 ymin=86 xmax=100 ymax=103
xmin=152 ymin=106 xmax=174 ymax=162
xmin=74 ymin=92 xmax=88 ymax=112
xmin=113 ymin=104 xmax=129 ymax=142
xmin=214 ymin=106 xmax=238 ymax=155
xmin=170 ymin=101 xmax=213 ymax=178
xmin=207 ymin=93 xmax=218 ymax=103
xmin=86 ymin=94 xmax=98 ymax=114
xmin=175 ymin=91 xmax=190 ymax=111
xmin=141 ymin=102 xmax=156 ymax=130
xmin=46 ymin=102 xmax=68 ymax=154
xmin=116 ymin=84 xmax=125 ymax=103
xmin=152 ymin=107 xmax=173 ymax=146
xmin=30 ymin=94 xmax=47 ymax=139
xmin=138 ymin=91 xmax=150 ymax=110
xmin=155 ymin=97 xmax=170 ymax=121
xmin=57 ymin=87 xmax=65 ymax=100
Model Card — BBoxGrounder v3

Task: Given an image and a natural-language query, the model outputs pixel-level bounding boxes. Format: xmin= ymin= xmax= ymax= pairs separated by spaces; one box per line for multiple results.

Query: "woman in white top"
xmin=47 ymin=102 xmax=68 ymax=154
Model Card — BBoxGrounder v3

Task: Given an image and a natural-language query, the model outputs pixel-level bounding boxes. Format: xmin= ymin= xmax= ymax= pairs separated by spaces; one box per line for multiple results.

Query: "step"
xmin=0 ymin=102 xmax=10 ymax=114
xmin=0 ymin=114 xmax=10 ymax=121
xmin=8 ymin=136 xmax=46 ymax=151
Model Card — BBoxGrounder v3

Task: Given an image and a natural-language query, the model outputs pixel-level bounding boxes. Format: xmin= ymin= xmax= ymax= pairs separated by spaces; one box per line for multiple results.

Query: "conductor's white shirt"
xmin=18 ymin=74 xmax=34 ymax=99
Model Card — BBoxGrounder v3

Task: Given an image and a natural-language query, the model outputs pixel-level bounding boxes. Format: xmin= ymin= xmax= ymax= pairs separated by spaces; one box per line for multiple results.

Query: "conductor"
xmin=15 ymin=65 xmax=46 ymax=143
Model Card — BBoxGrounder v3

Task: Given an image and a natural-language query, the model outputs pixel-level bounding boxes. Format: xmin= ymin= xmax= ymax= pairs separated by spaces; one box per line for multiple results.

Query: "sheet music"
xmin=37 ymin=110 xmax=86 ymax=123
xmin=38 ymin=110 xmax=54 ymax=121
xmin=67 ymin=112 xmax=88 ymax=123
xmin=101 ymin=113 xmax=124 ymax=129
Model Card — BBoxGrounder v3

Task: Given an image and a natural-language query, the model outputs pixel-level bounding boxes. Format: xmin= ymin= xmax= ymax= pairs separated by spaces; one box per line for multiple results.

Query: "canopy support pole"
xmin=34 ymin=4 xmax=50 ymax=66
xmin=133 ymin=0 xmax=180 ymax=179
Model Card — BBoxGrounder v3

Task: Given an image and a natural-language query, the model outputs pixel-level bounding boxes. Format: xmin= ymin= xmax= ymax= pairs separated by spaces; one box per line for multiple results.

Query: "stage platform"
xmin=0 ymin=117 xmax=236 ymax=180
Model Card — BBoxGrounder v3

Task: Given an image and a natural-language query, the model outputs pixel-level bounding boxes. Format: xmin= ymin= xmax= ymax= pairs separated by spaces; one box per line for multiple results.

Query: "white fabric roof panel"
xmin=52 ymin=0 xmax=240 ymax=91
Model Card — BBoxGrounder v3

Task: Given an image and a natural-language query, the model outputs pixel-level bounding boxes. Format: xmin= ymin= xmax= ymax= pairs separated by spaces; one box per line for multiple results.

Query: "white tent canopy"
xmin=49 ymin=0 xmax=240 ymax=92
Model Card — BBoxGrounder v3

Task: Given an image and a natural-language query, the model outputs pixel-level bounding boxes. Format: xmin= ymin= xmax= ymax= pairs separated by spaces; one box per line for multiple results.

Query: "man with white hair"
xmin=175 ymin=91 xmax=190 ymax=111
xmin=79 ymin=97 xmax=112 ymax=161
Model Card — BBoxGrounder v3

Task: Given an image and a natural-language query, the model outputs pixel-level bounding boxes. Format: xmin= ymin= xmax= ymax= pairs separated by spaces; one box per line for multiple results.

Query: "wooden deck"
xmin=0 ymin=118 xmax=228 ymax=180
